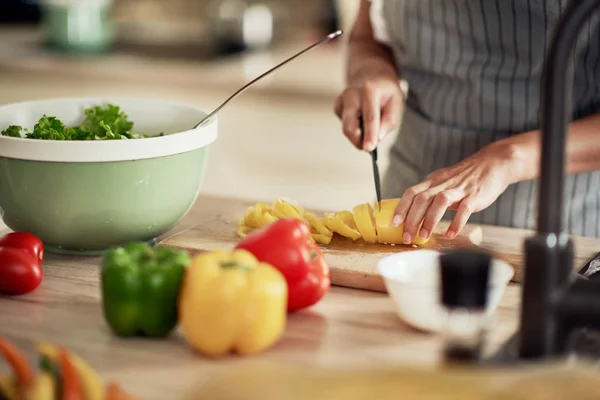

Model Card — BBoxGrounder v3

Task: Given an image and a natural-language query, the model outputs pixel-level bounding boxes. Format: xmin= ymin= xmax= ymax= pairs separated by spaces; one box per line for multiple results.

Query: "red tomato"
xmin=0 ymin=247 xmax=43 ymax=295
xmin=0 ymin=232 xmax=44 ymax=265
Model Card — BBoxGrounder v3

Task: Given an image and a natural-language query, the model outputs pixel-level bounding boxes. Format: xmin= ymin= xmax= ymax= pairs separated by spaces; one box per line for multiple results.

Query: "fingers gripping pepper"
xmin=178 ymin=249 xmax=287 ymax=357
xmin=101 ymin=242 xmax=190 ymax=338
xmin=235 ymin=218 xmax=331 ymax=312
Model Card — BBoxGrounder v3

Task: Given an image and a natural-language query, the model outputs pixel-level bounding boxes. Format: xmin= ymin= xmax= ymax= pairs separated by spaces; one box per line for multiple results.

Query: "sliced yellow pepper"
xmin=323 ymin=211 xmax=361 ymax=241
xmin=374 ymin=199 xmax=399 ymax=244
xmin=271 ymin=199 xmax=307 ymax=223
xmin=26 ymin=372 xmax=55 ymax=400
xmin=352 ymin=203 xmax=377 ymax=243
xmin=304 ymin=212 xmax=333 ymax=245
xmin=303 ymin=212 xmax=331 ymax=237
xmin=178 ymin=249 xmax=288 ymax=357
xmin=244 ymin=203 xmax=276 ymax=228
xmin=235 ymin=197 xmax=431 ymax=246
xmin=374 ymin=199 xmax=430 ymax=245
xmin=37 ymin=342 xmax=105 ymax=400
xmin=236 ymin=217 xmax=251 ymax=238
xmin=311 ymin=233 xmax=333 ymax=245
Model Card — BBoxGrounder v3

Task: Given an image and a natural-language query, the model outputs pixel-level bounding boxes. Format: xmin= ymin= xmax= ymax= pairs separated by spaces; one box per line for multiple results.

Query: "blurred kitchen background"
xmin=0 ymin=0 xmax=397 ymax=220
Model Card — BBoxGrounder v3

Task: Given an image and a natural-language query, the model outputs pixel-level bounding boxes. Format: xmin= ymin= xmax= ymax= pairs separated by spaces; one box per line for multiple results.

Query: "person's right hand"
xmin=334 ymin=73 xmax=404 ymax=152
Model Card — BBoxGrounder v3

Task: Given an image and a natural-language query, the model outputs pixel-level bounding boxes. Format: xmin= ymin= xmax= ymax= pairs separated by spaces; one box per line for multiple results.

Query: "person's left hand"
xmin=392 ymin=140 xmax=525 ymax=242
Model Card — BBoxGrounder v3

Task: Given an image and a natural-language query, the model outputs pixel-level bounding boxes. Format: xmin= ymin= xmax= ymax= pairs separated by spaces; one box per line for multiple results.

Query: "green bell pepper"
xmin=101 ymin=242 xmax=190 ymax=338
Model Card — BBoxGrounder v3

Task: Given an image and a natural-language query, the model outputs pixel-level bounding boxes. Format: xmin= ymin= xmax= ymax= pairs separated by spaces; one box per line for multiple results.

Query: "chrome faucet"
xmin=516 ymin=0 xmax=600 ymax=361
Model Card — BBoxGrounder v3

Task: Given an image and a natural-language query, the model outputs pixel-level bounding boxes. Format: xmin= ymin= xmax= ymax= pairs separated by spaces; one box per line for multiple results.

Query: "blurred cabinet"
xmin=112 ymin=0 xmax=353 ymax=37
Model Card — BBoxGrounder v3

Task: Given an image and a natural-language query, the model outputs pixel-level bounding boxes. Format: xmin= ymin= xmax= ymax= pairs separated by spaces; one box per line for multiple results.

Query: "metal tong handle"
xmin=194 ymin=30 xmax=344 ymax=129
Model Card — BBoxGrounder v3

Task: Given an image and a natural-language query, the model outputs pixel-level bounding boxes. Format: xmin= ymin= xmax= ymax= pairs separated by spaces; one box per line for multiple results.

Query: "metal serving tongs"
xmin=359 ymin=116 xmax=382 ymax=210
xmin=193 ymin=30 xmax=344 ymax=129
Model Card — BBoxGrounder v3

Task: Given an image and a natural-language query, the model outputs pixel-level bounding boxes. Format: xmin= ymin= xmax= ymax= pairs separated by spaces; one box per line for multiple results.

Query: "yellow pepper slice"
xmin=244 ymin=203 xmax=277 ymax=228
xmin=288 ymin=201 xmax=306 ymax=215
xmin=374 ymin=199 xmax=430 ymax=245
xmin=271 ymin=199 xmax=307 ymax=223
xmin=323 ymin=211 xmax=361 ymax=241
xmin=374 ymin=199 xmax=401 ymax=244
xmin=242 ymin=205 xmax=259 ymax=228
xmin=37 ymin=342 xmax=105 ymax=400
xmin=178 ymin=249 xmax=288 ymax=357
xmin=236 ymin=217 xmax=252 ymax=238
xmin=352 ymin=203 xmax=377 ymax=243
xmin=304 ymin=212 xmax=332 ymax=237
xmin=311 ymin=233 xmax=333 ymax=245
xmin=26 ymin=372 xmax=55 ymax=400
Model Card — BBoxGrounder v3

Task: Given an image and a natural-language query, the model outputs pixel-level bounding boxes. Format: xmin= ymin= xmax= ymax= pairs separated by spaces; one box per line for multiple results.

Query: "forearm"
xmin=499 ymin=112 xmax=600 ymax=184
xmin=346 ymin=0 xmax=399 ymax=85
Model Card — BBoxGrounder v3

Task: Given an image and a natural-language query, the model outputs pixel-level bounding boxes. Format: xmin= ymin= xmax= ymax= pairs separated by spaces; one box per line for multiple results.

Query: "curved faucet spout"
xmin=538 ymin=0 xmax=600 ymax=234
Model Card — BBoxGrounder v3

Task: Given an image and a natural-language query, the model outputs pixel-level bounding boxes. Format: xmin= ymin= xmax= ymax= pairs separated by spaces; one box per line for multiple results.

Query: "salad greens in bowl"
xmin=1 ymin=103 xmax=148 ymax=141
xmin=0 ymin=97 xmax=218 ymax=255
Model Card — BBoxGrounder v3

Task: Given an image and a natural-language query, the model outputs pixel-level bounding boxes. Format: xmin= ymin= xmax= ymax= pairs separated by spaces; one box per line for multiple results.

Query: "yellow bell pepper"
xmin=178 ymin=249 xmax=288 ymax=357
xmin=323 ymin=211 xmax=361 ymax=241
xmin=374 ymin=199 xmax=430 ymax=245
xmin=352 ymin=203 xmax=378 ymax=243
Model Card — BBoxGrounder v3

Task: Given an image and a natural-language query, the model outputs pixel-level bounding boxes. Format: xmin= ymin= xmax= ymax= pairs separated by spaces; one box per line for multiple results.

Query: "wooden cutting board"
xmin=159 ymin=195 xmax=600 ymax=293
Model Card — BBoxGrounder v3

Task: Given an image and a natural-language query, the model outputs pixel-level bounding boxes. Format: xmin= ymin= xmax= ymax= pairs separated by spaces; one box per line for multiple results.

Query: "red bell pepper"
xmin=235 ymin=218 xmax=330 ymax=312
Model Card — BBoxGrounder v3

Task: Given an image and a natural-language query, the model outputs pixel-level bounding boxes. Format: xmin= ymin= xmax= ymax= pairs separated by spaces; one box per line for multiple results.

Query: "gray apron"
xmin=379 ymin=0 xmax=600 ymax=237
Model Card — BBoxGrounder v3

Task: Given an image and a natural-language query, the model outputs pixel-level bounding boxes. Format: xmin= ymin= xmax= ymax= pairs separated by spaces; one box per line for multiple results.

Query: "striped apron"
xmin=371 ymin=0 xmax=600 ymax=237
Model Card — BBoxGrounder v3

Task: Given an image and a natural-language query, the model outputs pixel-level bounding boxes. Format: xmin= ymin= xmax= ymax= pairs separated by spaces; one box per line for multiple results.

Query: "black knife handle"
xmin=359 ymin=115 xmax=365 ymax=146
xmin=358 ymin=115 xmax=378 ymax=153
xmin=358 ymin=114 xmax=383 ymax=207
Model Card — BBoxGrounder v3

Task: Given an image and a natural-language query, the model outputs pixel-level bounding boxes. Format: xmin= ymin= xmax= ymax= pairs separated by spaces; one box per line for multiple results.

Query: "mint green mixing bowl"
xmin=0 ymin=97 xmax=218 ymax=255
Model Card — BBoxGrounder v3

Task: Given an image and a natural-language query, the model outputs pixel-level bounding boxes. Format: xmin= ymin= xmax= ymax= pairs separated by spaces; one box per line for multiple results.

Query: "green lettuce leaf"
xmin=0 ymin=104 xmax=147 ymax=141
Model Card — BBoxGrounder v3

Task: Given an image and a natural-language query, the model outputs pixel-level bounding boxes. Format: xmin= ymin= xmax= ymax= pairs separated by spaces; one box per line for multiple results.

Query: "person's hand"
xmin=392 ymin=141 xmax=524 ymax=242
xmin=334 ymin=71 xmax=404 ymax=152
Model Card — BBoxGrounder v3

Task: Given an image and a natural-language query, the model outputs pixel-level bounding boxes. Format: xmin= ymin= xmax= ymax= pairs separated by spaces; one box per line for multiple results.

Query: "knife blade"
xmin=359 ymin=116 xmax=382 ymax=209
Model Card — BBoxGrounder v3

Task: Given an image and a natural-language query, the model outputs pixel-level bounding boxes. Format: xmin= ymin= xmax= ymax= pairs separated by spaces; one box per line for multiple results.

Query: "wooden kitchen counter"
xmin=0 ymin=194 xmax=599 ymax=399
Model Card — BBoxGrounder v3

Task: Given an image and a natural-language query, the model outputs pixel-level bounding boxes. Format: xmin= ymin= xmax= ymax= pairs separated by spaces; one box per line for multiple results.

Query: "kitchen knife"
xmin=359 ymin=115 xmax=382 ymax=209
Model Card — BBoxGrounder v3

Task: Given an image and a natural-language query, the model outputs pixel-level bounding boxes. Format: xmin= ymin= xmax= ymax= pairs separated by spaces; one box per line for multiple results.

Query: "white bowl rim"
xmin=0 ymin=96 xmax=218 ymax=163
xmin=376 ymin=249 xmax=515 ymax=288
